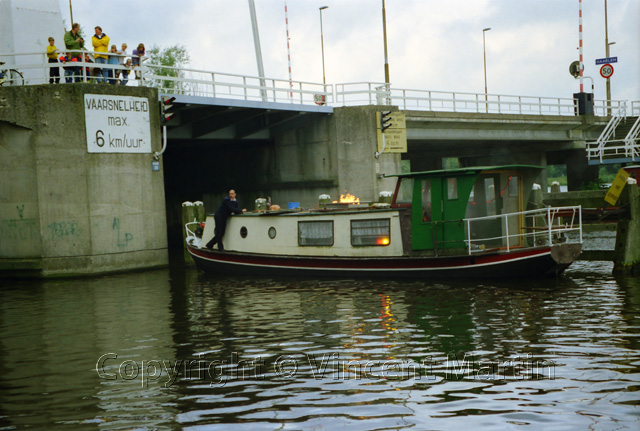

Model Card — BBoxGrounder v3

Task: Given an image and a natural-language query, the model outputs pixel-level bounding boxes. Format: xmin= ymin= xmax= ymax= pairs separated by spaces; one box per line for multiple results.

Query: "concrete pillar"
xmin=613 ymin=184 xmax=640 ymax=274
xmin=566 ymin=149 xmax=599 ymax=191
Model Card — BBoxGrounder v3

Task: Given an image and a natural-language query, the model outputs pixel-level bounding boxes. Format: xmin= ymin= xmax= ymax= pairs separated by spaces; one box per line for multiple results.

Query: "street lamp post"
xmin=482 ymin=27 xmax=491 ymax=113
xmin=604 ymin=0 xmax=613 ymax=115
xmin=382 ymin=0 xmax=390 ymax=86
xmin=319 ymin=6 xmax=328 ymax=85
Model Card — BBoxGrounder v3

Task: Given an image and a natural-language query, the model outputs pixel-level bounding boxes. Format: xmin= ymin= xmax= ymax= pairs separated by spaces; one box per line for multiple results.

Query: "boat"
xmin=185 ymin=165 xmax=582 ymax=279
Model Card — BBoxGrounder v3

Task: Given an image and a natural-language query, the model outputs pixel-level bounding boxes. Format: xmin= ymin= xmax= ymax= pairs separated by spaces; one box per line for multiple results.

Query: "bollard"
xmin=550 ymin=181 xmax=561 ymax=194
xmin=181 ymin=202 xmax=196 ymax=264
xmin=193 ymin=201 xmax=205 ymax=223
xmin=319 ymin=194 xmax=331 ymax=207
xmin=613 ymin=183 xmax=640 ymax=274
xmin=379 ymin=191 xmax=393 ymax=204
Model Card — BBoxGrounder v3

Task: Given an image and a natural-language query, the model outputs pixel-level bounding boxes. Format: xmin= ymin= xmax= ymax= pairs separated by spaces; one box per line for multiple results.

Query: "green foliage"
xmin=598 ymin=164 xmax=621 ymax=184
xmin=146 ymin=45 xmax=191 ymax=90
xmin=547 ymin=164 xmax=567 ymax=186
xmin=579 ymin=181 xmax=601 ymax=190
xmin=147 ymin=45 xmax=190 ymax=68
xmin=442 ymin=157 xmax=460 ymax=170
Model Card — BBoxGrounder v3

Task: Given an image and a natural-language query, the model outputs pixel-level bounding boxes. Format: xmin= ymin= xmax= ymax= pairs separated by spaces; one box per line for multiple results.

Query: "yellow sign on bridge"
xmin=376 ymin=111 xmax=407 ymax=153
xmin=605 ymin=168 xmax=630 ymax=206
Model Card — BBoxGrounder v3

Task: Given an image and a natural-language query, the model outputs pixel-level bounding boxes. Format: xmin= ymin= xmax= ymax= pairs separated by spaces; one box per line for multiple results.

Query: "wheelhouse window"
xmin=447 ymin=177 xmax=458 ymax=200
xmin=351 ymin=219 xmax=390 ymax=246
xmin=422 ymin=179 xmax=431 ymax=222
xmin=298 ymin=221 xmax=334 ymax=246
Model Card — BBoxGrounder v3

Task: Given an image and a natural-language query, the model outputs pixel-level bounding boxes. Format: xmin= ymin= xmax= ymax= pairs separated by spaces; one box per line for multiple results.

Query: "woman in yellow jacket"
xmin=92 ymin=26 xmax=110 ymax=83
xmin=46 ymin=37 xmax=60 ymax=84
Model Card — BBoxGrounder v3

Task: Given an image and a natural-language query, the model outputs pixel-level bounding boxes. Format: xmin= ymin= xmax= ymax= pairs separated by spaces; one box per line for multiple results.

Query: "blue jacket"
xmin=215 ymin=197 xmax=242 ymax=219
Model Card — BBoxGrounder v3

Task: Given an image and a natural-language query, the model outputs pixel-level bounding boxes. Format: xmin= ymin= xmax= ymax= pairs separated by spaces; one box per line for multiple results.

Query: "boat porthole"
xmin=268 ymin=227 xmax=277 ymax=239
xmin=240 ymin=226 xmax=248 ymax=238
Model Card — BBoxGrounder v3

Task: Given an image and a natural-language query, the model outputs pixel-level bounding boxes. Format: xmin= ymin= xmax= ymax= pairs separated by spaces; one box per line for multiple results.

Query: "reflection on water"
xmin=0 ymin=261 xmax=639 ymax=430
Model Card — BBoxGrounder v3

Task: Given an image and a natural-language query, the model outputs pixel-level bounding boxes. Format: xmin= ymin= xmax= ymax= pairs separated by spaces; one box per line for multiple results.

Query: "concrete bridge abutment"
xmin=0 ymin=84 xmax=168 ymax=277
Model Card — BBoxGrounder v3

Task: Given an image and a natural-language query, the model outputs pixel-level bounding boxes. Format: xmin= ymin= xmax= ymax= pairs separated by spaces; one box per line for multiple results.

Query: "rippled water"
xmin=1 ymin=260 xmax=639 ymax=430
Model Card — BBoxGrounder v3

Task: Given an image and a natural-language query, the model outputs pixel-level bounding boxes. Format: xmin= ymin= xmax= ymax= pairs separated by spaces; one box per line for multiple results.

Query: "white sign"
xmin=84 ymin=94 xmax=152 ymax=153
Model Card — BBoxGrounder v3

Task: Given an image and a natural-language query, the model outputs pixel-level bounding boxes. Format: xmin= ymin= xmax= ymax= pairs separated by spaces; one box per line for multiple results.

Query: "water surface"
xmin=0 ymin=260 xmax=638 ymax=430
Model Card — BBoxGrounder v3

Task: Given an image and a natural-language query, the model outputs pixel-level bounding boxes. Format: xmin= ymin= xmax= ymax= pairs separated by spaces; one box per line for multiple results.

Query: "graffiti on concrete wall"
xmin=113 ymin=217 xmax=133 ymax=247
xmin=47 ymin=221 xmax=82 ymax=240
xmin=0 ymin=205 xmax=38 ymax=241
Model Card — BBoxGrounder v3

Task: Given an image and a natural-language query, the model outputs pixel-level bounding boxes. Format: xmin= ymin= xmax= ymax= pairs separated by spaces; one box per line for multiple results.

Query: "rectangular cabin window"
xmin=422 ymin=180 xmax=432 ymax=222
xmin=508 ymin=175 xmax=519 ymax=197
xmin=298 ymin=221 xmax=334 ymax=246
xmin=396 ymin=178 xmax=414 ymax=204
xmin=447 ymin=178 xmax=458 ymax=200
xmin=484 ymin=178 xmax=497 ymax=215
xmin=351 ymin=219 xmax=390 ymax=246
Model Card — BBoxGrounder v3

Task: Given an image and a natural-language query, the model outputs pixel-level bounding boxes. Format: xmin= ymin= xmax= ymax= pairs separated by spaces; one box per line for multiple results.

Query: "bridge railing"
xmin=143 ymin=63 xmax=334 ymax=106
xmin=334 ymin=82 xmax=627 ymax=116
xmin=0 ymin=51 xmax=334 ymax=106
xmin=1 ymin=50 xmax=636 ymax=117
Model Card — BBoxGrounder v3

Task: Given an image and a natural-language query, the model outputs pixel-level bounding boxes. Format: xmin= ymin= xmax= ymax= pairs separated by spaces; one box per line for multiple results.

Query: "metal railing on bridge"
xmin=1 ymin=50 xmax=636 ymax=117
xmin=586 ymin=100 xmax=640 ymax=164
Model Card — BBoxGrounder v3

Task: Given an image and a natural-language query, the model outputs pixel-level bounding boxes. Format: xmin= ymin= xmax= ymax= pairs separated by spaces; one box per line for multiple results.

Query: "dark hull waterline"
xmin=187 ymin=243 xmax=582 ymax=279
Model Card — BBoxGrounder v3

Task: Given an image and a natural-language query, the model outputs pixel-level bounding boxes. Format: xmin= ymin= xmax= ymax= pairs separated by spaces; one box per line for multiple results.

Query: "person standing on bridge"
xmin=132 ymin=43 xmax=146 ymax=80
xmin=107 ymin=45 xmax=119 ymax=84
xmin=92 ymin=26 xmax=110 ymax=83
xmin=205 ymin=190 xmax=246 ymax=251
xmin=46 ymin=37 xmax=60 ymax=84
xmin=63 ymin=23 xmax=84 ymax=82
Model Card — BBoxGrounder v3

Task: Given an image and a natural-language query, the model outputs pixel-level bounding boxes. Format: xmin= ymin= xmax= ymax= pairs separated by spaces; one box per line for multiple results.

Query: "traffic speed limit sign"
xmin=600 ymin=63 xmax=614 ymax=78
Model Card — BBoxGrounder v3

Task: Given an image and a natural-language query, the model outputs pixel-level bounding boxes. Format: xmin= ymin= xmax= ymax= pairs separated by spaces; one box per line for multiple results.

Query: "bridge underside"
xmin=162 ymin=95 xmax=333 ymax=246
xmin=403 ymin=111 xmax=607 ymax=189
xmin=164 ymin=94 xmax=332 ymax=141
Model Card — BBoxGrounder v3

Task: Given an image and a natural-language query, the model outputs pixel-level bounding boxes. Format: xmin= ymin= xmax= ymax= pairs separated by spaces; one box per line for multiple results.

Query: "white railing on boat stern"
xmin=185 ymin=221 xmax=203 ymax=249
xmin=464 ymin=206 xmax=582 ymax=255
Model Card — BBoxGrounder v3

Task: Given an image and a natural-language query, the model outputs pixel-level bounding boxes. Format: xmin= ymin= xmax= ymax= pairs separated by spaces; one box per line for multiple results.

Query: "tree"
xmin=145 ymin=44 xmax=191 ymax=91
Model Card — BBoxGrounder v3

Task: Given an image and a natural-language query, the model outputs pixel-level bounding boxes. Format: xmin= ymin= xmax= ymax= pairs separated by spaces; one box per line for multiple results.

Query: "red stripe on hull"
xmin=187 ymin=246 xmax=574 ymax=279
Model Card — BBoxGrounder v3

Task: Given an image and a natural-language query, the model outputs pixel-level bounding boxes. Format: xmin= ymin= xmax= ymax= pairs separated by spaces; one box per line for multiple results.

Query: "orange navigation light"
xmin=377 ymin=236 xmax=390 ymax=245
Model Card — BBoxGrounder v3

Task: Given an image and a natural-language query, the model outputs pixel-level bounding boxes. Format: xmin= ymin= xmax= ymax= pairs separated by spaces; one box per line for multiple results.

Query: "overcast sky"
xmin=61 ymin=0 xmax=639 ymax=103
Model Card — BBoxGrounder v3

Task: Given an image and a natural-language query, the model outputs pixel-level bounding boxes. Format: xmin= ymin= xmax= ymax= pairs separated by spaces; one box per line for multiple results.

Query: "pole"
xmin=285 ymin=1 xmax=293 ymax=99
xmin=579 ymin=0 xmax=584 ymax=93
xmin=320 ymin=6 xmax=328 ymax=85
xmin=248 ymin=0 xmax=267 ymax=102
xmin=69 ymin=0 xmax=73 ymax=27
xmin=483 ymin=28 xmax=491 ymax=113
xmin=604 ymin=0 xmax=611 ymax=115
xmin=382 ymin=0 xmax=390 ymax=86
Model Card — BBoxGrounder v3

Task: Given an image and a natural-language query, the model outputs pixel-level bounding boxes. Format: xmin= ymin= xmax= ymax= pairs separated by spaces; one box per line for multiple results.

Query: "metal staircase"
xmin=587 ymin=111 xmax=640 ymax=164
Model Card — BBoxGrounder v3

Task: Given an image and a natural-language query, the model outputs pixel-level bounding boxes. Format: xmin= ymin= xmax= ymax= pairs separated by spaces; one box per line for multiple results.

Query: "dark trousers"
xmin=205 ymin=215 xmax=227 ymax=250
xmin=48 ymin=58 xmax=60 ymax=84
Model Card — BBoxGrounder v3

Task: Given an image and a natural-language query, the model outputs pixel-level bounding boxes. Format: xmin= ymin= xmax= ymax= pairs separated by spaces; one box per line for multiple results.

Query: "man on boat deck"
xmin=205 ymin=189 xmax=246 ymax=251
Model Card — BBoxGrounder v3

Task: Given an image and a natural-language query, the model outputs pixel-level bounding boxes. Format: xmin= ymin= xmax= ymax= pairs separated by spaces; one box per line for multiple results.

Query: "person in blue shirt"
xmin=205 ymin=190 xmax=246 ymax=251
xmin=107 ymin=45 xmax=119 ymax=84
